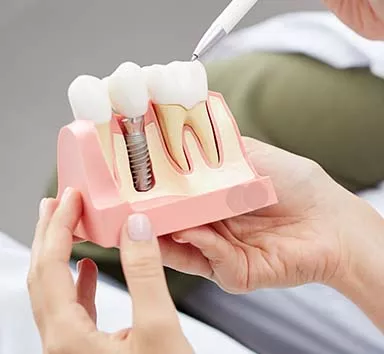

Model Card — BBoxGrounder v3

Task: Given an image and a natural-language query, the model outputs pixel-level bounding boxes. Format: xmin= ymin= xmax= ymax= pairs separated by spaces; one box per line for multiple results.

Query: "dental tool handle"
xmin=216 ymin=0 xmax=259 ymax=33
xmin=191 ymin=0 xmax=259 ymax=60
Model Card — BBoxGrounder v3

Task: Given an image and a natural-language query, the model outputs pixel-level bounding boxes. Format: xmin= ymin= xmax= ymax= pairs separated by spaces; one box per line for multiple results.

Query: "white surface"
xmin=0 ymin=231 xmax=253 ymax=354
xmin=205 ymin=12 xmax=384 ymax=79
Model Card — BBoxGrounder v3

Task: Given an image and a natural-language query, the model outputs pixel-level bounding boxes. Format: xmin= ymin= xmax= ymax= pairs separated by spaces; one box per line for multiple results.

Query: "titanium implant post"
xmin=120 ymin=117 xmax=154 ymax=192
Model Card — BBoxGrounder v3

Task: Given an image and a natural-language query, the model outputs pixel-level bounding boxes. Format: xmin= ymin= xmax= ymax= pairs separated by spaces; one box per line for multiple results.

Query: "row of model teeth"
xmin=68 ymin=60 xmax=208 ymax=123
xmin=67 ymin=60 xmax=219 ymax=173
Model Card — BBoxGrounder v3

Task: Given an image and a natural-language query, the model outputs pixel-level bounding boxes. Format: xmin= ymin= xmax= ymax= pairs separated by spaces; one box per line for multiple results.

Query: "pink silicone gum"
xmin=57 ymin=92 xmax=278 ymax=248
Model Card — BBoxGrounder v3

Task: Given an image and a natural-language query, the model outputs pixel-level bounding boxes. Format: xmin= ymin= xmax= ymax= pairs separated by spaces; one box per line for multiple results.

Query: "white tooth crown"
xmin=68 ymin=75 xmax=112 ymax=123
xmin=144 ymin=61 xmax=208 ymax=110
xmin=108 ymin=62 xmax=149 ymax=118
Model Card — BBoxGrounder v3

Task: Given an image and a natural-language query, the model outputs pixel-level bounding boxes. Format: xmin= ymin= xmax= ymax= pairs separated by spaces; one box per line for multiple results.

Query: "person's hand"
xmin=324 ymin=0 xmax=384 ymax=39
xmin=159 ymin=137 xmax=384 ymax=295
xmin=27 ymin=189 xmax=194 ymax=354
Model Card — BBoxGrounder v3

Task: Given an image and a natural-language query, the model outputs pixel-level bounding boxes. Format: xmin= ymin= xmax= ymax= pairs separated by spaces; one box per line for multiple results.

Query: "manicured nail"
xmin=77 ymin=259 xmax=84 ymax=273
xmin=172 ymin=234 xmax=189 ymax=244
xmin=39 ymin=198 xmax=47 ymax=218
xmin=61 ymin=187 xmax=73 ymax=204
xmin=127 ymin=214 xmax=153 ymax=241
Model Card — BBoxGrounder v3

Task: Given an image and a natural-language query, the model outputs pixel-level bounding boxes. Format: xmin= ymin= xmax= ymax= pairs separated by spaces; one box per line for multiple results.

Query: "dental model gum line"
xmin=144 ymin=61 xmax=220 ymax=172
xmin=108 ymin=62 xmax=154 ymax=192
xmin=68 ymin=75 xmax=115 ymax=176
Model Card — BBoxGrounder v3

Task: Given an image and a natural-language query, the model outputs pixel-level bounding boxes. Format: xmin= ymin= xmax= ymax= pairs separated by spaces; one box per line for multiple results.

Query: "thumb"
xmin=120 ymin=214 xmax=179 ymax=330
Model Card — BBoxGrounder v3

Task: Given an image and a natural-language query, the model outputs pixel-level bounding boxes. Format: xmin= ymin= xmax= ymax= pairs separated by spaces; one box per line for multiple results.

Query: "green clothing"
xmin=46 ymin=53 xmax=384 ymax=304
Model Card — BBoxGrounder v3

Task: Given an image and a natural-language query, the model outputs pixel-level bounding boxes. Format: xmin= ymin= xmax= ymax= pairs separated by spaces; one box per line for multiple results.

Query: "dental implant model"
xmin=108 ymin=62 xmax=154 ymax=192
xmin=57 ymin=58 xmax=277 ymax=248
xmin=68 ymin=75 xmax=114 ymax=176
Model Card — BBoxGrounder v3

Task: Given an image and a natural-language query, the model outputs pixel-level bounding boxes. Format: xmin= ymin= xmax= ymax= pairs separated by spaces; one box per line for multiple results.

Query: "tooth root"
xmin=186 ymin=102 xmax=219 ymax=167
xmin=154 ymin=104 xmax=189 ymax=171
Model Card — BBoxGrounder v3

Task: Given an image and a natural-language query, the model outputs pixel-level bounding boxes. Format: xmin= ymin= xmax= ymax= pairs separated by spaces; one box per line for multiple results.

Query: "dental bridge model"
xmin=57 ymin=60 xmax=277 ymax=248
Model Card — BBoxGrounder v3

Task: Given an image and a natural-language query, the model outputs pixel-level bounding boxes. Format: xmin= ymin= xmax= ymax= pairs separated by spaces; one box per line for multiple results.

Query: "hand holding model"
xmin=162 ymin=137 xmax=384 ymax=331
xmin=161 ymin=0 xmax=384 ymax=333
xmin=27 ymin=190 xmax=194 ymax=354
xmin=324 ymin=0 xmax=384 ymax=39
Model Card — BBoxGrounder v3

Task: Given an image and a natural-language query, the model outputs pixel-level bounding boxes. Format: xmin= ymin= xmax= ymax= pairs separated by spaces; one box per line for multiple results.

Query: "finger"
xmin=76 ymin=259 xmax=98 ymax=324
xmin=158 ymin=236 xmax=212 ymax=278
xmin=172 ymin=225 xmax=234 ymax=272
xmin=172 ymin=226 xmax=248 ymax=290
xmin=28 ymin=198 xmax=59 ymax=328
xmin=38 ymin=188 xmax=84 ymax=312
xmin=120 ymin=214 xmax=180 ymax=331
xmin=43 ymin=188 xmax=82 ymax=262
xmin=110 ymin=328 xmax=131 ymax=341
xmin=30 ymin=198 xmax=58 ymax=271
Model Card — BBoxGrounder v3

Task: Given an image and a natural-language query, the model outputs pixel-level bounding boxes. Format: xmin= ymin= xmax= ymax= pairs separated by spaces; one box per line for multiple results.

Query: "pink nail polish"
xmin=127 ymin=214 xmax=153 ymax=241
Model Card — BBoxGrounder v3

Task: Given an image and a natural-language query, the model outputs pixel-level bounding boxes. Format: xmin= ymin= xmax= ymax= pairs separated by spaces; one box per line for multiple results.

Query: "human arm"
xmin=330 ymin=198 xmax=384 ymax=331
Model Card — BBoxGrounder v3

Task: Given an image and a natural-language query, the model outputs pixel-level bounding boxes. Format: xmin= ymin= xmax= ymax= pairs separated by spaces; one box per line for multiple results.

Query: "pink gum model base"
xmin=57 ymin=92 xmax=278 ymax=248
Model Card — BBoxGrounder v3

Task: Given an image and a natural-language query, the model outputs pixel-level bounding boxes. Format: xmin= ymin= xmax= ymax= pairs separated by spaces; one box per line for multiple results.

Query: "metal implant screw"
xmin=120 ymin=117 xmax=154 ymax=192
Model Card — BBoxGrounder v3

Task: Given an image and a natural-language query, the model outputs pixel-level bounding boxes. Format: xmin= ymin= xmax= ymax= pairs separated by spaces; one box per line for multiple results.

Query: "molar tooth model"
xmin=57 ymin=60 xmax=277 ymax=248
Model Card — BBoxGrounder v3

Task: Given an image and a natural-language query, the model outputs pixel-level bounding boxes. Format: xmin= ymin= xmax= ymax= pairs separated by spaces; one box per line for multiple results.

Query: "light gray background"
xmin=0 ymin=0 xmax=325 ymax=245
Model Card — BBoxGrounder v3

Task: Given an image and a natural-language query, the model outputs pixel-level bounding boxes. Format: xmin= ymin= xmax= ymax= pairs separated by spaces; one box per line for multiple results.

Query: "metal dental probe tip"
xmin=120 ymin=116 xmax=154 ymax=192
xmin=191 ymin=25 xmax=226 ymax=61
xmin=191 ymin=0 xmax=260 ymax=61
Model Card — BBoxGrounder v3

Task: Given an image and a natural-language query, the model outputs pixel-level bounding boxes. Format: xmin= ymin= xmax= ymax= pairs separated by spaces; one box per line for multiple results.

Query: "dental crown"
xmin=68 ymin=75 xmax=112 ymax=124
xmin=144 ymin=61 xmax=208 ymax=110
xmin=108 ymin=62 xmax=150 ymax=118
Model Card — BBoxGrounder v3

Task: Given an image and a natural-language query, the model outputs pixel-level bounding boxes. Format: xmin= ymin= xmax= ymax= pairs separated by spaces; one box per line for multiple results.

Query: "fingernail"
xmin=77 ymin=259 xmax=84 ymax=273
xmin=127 ymin=214 xmax=153 ymax=241
xmin=61 ymin=187 xmax=73 ymax=204
xmin=39 ymin=198 xmax=47 ymax=218
xmin=172 ymin=234 xmax=189 ymax=244
xmin=76 ymin=260 xmax=81 ymax=272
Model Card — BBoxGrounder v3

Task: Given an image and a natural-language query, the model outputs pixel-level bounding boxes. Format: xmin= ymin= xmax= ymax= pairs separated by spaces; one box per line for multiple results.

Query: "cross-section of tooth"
xmin=186 ymin=102 xmax=218 ymax=169
xmin=145 ymin=61 xmax=219 ymax=171
xmin=154 ymin=104 xmax=189 ymax=171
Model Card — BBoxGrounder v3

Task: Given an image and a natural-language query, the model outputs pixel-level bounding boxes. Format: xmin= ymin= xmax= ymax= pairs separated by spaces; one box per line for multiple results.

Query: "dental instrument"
xmin=191 ymin=0 xmax=260 ymax=61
